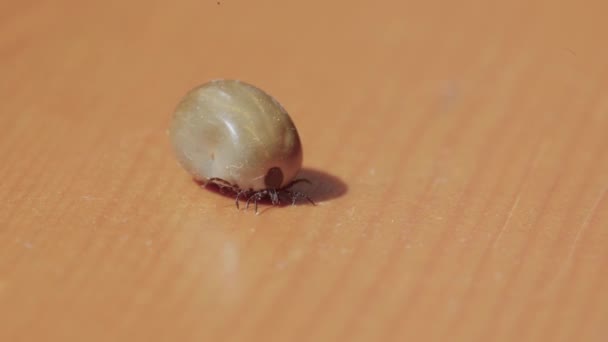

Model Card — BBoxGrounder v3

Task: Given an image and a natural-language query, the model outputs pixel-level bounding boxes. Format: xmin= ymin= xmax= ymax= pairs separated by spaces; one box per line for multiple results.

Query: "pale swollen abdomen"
xmin=170 ymin=80 xmax=303 ymax=191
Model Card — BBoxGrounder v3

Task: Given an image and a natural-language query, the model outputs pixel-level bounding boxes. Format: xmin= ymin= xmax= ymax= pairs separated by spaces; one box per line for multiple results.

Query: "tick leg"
xmin=257 ymin=191 xmax=267 ymax=213
xmin=305 ymin=195 xmax=316 ymax=206
xmin=235 ymin=190 xmax=247 ymax=210
xmin=243 ymin=191 xmax=267 ymax=213
xmin=246 ymin=193 xmax=259 ymax=210
xmin=284 ymin=190 xmax=298 ymax=205
xmin=286 ymin=190 xmax=316 ymax=206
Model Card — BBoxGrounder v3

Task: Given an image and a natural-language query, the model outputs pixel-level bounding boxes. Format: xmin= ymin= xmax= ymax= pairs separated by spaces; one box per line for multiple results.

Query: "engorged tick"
xmin=169 ymin=79 xmax=314 ymax=212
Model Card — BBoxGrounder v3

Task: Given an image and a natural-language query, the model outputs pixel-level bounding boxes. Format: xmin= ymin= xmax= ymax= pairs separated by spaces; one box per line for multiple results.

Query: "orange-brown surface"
xmin=1 ymin=0 xmax=607 ymax=341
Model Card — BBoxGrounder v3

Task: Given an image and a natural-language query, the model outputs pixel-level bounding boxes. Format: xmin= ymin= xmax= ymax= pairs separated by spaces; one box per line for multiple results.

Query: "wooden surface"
xmin=1 ymin=0 xmax=607 ymax=341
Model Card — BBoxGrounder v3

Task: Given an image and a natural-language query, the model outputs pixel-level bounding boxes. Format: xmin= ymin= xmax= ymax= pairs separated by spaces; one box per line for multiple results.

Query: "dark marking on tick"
xmin=264 ymin=167 xmax=284 ymax=189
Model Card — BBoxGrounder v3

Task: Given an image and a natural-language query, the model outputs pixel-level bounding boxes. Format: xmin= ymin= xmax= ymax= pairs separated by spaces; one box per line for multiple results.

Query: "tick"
xmin=169 ymin=79 xmax=314 ymax=212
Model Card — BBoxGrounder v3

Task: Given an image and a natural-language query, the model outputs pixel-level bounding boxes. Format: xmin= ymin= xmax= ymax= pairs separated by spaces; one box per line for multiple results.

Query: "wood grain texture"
xmin=1 ymin=0 xmax=607 ymax=341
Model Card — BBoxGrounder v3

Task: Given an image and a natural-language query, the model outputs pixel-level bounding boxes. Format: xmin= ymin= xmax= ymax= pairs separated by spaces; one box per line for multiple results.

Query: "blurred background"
xmin=1 ymin=0 xmax=607 ymax=341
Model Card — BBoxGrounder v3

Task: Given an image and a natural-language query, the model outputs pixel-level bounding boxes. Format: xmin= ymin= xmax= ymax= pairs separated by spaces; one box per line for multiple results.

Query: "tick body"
xmin=170 ymin=79 xmax=313 ymax=211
